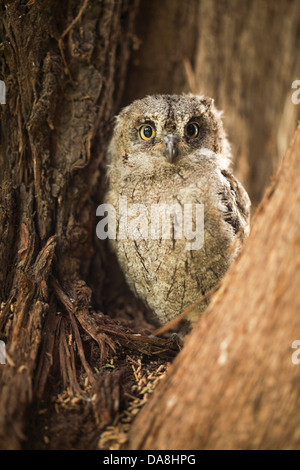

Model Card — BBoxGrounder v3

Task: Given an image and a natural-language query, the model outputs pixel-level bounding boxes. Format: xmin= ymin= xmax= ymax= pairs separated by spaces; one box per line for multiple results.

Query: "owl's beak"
xmin=164 ymin=135 xmax=178 ymax=163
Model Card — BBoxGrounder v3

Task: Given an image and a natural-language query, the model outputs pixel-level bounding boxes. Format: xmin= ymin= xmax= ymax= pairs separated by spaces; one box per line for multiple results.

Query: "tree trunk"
xmin=0 ymin=0 xmax=143 ymax=449
xmin=128 ymin=126 xmax=300 ymax=450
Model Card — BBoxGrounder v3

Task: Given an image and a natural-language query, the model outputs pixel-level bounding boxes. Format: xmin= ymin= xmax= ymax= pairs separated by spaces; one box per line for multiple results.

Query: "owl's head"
xmin=107 ymin=94 xmax=231 ymax=171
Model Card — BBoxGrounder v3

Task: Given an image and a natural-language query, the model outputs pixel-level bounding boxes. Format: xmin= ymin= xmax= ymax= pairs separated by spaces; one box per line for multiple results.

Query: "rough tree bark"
xmin=0 ymin=0 xmax=145 ymax=450
xmin=128 ymin=126 xmax=300 ymax=450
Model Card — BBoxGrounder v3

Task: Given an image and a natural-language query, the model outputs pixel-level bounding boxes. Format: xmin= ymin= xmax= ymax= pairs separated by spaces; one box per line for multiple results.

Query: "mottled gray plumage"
xmin=105 ymin=94 xmax=250 ymax=332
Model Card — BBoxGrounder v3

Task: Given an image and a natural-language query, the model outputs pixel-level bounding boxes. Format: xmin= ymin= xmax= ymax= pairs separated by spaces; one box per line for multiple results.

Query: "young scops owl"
xmin=104 ymin=94 xmax=250 ymax=333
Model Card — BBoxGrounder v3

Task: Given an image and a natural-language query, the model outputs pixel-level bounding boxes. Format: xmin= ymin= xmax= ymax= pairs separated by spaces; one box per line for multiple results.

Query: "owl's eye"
xmin=139 ymin=124 xmax=155 ymax=141
xmin=185 ymin=122 xmax=199 ymax=138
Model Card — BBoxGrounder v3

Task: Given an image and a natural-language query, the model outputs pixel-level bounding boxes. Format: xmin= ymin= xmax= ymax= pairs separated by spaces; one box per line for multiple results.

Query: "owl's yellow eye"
xmin=185 ymin=122 xmax=199 ymax=138
xmin=139 ymin=124 xmax=155 ymax=141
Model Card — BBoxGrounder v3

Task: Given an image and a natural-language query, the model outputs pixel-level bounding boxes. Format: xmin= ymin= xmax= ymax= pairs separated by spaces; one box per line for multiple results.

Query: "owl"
xmin=104 ymin=94 xmax=250 ymax=334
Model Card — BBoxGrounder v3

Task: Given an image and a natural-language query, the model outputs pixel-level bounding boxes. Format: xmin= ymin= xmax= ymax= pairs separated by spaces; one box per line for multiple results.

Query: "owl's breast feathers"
xmin=105 ymin=159 xmax=250 ymax=328
xmin=109 ymin=156 xmax=250 ymax=244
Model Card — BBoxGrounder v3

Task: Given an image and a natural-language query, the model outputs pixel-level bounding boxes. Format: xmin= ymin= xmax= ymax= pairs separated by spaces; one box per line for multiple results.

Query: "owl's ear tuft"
xmin=201 ymin=96 xmax=214 ymax=109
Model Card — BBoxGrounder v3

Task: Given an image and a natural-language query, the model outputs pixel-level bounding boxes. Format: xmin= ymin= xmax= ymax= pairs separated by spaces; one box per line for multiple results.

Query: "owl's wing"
xmin=219 ymin=169 xmax=251 ymax=241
